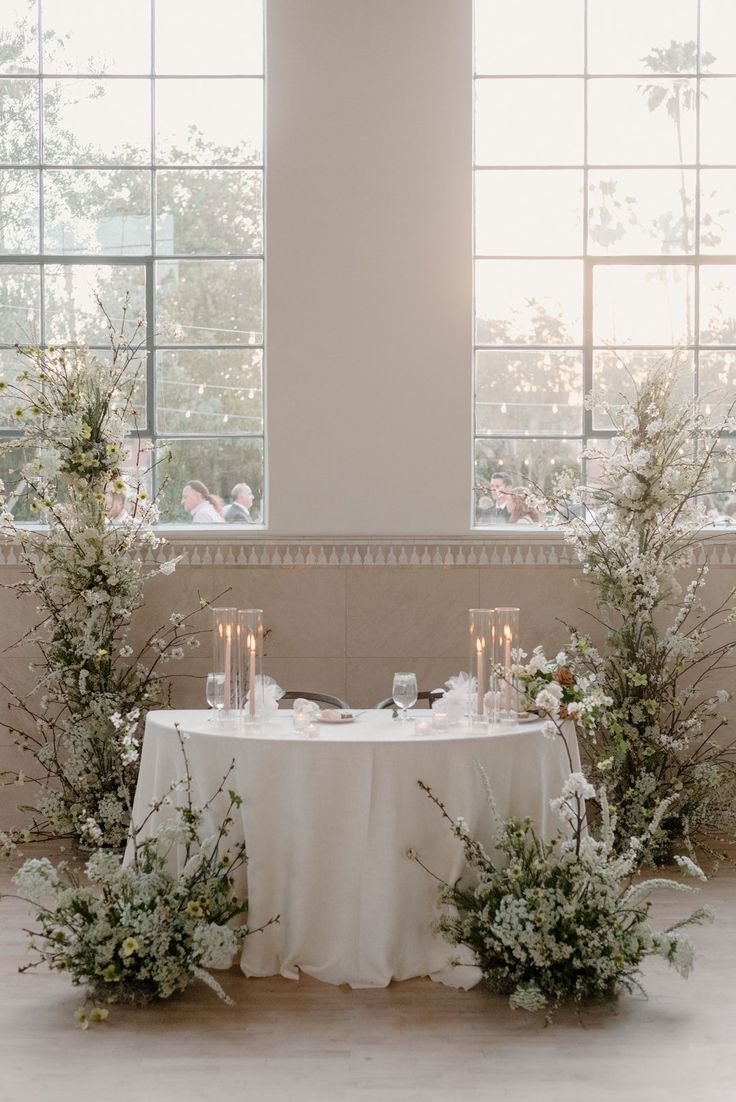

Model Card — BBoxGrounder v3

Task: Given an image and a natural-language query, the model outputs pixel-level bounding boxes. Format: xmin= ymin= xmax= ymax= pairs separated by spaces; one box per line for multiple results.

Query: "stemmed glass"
xmin=206 ymin=672 xmax=226 ymax=722
xmin=392 ymin=672 xmax=418 ymax=722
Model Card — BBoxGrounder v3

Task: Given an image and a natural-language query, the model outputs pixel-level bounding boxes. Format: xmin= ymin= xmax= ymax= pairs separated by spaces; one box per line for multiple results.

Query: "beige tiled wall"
xmin=2 ymin=558 xmax=734 ymax=826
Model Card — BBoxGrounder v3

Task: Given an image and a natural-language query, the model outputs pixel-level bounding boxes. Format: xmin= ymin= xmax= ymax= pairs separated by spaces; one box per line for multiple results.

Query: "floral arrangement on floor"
xmin=3 ymin=729 xmax=276 ymax=1026
xmin=0 ymin=297 xmax=210 ymax=849
xmin=535 ymin=364 xmax=736 ymax=863
xmin=410 ymin=768 xmax=712 ymax=1018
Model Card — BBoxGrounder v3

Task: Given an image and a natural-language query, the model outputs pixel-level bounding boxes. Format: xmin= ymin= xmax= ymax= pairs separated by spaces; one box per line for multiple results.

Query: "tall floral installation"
xmin=0 ymin=299 xmax=202 ymax=849
xmin=535 ymin=365 xmax=736 ymax=863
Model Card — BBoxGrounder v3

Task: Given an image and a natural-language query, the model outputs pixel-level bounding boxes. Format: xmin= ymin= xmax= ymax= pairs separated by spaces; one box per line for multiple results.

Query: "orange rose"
xmin=554 ymin=666 xmax=575 ymax=687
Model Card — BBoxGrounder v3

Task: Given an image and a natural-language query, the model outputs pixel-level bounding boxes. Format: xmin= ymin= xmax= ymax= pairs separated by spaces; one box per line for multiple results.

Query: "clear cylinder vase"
xmin=238 ymin=608 xmax=264 ymax=726
xmin=212 ymin=607 xmax=238 ymax=717
xmin=468 ymin=609 xmax=492 ymax=726
xmin=493 ymin=607 xmax=520 ymax=724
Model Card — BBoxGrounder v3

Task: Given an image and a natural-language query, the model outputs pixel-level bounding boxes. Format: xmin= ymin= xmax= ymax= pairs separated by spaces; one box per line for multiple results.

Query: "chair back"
xmin=375 ymin=690 xmax=444 ymax=710
xmin=280 ymin=690 xmax=350 ymax=710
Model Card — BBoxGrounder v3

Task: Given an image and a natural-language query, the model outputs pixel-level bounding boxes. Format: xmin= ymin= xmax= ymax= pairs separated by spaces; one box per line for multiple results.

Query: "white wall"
xmin=266 ymin=0 xmax=473 ymax=536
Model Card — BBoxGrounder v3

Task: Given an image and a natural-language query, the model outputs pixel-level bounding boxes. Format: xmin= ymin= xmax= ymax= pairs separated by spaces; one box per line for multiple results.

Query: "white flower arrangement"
xmin=411 ymin=769 xmax=713 ymax=1019
xmin=536 ymin=363 xmax=736 ymax=862
xmin=5 ymin=729 xmax=276 ymax=1026
xmin=0 ymin=297 xmax=217 ymax=848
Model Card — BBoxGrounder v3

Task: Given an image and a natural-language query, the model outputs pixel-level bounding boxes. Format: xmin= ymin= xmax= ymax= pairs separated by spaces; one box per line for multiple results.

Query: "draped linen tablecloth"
xmin=130 ymin=709 xmax=580 ymax=989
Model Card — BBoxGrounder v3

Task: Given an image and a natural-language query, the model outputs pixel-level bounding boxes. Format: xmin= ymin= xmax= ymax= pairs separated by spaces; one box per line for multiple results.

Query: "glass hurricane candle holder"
xmin=493 ymin=607 xmax=520 ymax=724
xmin=468 ymin=609 xmax=492 ymax=727
xmin=211 ymin=607 xmax=238 ymax=717
xmin=238 ymin=608 xmax=264 ymax=726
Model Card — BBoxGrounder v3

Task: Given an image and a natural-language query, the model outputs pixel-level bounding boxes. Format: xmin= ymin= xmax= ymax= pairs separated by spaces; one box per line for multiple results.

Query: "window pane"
xmin=475 ymin=79 xmax=583 ymax=165
xmin=699 ymin=351 xmax=736 ymax=421
xmin=1 ymin=345 xmax=146 ymax=430
xmin=475 ymin=260 xmax=582 ymax=345
xmin=156 ymin=259 xmax=262 ymax=345
xmin=475 ymin=350 xmax=583 ymax=435
xmin=0 ymin=445 xmax=38 ymax=521
xmin=43 ymin=79 xmax=150 ymax=164
xmin=156 ymin=0 xmax=262 ymax=75
xmin=0 ymin=263 xmax=40 ymax=343
xmin=0 ymin=169 xmax=39 ymax=253
xmin=474 ymin=437 xmax=581 ymax=525
xmin=42 ymin=0 xmax=150 ymax=74
xmin=710 ymin=448 xmax=736 ymax=518
xmin=474 ymin=0 xmax=583 ymax=75
xmin=155 ymin=79 xmax=262 ymax=165
xmin=700 ymin=79 xmax=736 ymax=165
xmin=700 ymin=171 xmax=736 ymax=253
xmin=158 ymin=436 xmax=264 ymax=523
xmin=588 ymin=79 xmax=696 ymax=165
xmin=700 ymin=266 xmax=736 ymax=344
xmin=587 ymin=0 xmax=697 ymax=74
xmin=156 ymin=170 xmax=262 ymax=255
xmin=0 ymin=348 xmax=28 ymax=425
xmin=0 ymin=79 xmax=39 ymax=162
xmin=587 ymin=169 xmax=695 ymax=254
xmin=44 ymin=263 xmax=146 ymax=343
xmin=475 ymin=170 xmax=582 ymax=256
xmin=593 ymin=265 xmax=694 ymax=345
xmin=592 ymin=349 xmax=693 ymax=428
xmin=156 ymin=349 xmax=262 ymax=433
xmin=43 ymin=169 xmax=151 ymax=255
xmin=701 ymin=1 xmax=736 ymax=72
xmin=94 ymin=348 xmax=148 ymax=431
xmin=0 ymin=0 xmax=38 ymax=74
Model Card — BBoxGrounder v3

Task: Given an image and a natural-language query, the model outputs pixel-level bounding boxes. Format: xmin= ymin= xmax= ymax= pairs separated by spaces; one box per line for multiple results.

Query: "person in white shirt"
xmin=181 ymin=480 xmax=225 ymax=523
xmin=224 ymin=482 xmax=256 ymax=523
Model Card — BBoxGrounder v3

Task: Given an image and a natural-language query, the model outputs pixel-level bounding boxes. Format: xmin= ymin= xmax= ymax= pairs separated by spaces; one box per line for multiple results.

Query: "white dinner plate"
xmin=516 ymin=713 xmax=540 ymax=724
xmin=319 ymin=709 xmax=355 ymax=724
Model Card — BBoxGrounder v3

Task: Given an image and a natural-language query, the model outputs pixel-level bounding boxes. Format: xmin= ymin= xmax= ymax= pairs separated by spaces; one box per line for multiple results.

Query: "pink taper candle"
xmin=248 ymin=632 xmax=256 ymax=717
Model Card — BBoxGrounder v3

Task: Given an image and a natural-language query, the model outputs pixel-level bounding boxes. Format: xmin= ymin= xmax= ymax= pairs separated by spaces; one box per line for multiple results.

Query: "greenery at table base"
xmin=3 ymin=727 xmax=276 ymax=1027
xmin=0 ymin=298 xmax=213 ymax=849
xmin=534 ymin=364 xmax=736 ymax=863
xmin=411 ymin=769 xmax=712 ymax=1018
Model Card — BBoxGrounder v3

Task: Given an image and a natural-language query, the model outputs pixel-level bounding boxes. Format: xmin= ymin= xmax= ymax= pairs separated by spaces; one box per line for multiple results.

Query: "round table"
xmin=130 ymin=709 xmax=581 ymax=989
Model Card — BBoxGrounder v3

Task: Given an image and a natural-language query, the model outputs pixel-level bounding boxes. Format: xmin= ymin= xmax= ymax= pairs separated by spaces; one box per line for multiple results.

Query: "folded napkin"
xmin=291 ymin=697 xmax=321 ymax=720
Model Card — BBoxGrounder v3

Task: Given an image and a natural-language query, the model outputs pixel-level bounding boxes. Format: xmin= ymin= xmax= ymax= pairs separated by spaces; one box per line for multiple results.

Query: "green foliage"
xmin=413 ymin=772 xmax=712 ymax=1016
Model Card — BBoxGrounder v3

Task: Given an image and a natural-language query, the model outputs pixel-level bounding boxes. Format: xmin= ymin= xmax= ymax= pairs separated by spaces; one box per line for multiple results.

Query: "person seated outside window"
xmin=224 ymin=482 xmax=256 ymax=524
xmin=488 ymin=471 xmax=513 ymax=521
xmin=507 ymin=487 xmax=541 ymax=525
xmin=181 ymin=480 xmax=225 ymax=523
xmin=105 ymin=490 xmax=132 ymax=527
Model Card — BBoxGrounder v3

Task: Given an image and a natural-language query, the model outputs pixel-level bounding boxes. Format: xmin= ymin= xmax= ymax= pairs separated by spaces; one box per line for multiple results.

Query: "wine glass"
xmin=206 ymin=672 xmax=226 ymax=721
xmin=392 ymin=672 xmax=418 ymax=722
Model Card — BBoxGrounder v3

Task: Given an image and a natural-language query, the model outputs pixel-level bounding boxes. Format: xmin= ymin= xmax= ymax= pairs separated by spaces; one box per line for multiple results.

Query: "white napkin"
xmin=440 ymin=672 xmax=475 ymax=722
xmin=246 ymin=674 xmax=284 ymax=717
xmin=291 ymin=697 xmax=321 ymax=720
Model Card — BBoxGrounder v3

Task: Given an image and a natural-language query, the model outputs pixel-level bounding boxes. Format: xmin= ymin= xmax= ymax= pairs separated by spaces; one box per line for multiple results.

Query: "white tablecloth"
xmin=130 ymin=710 xmax=581 ymax=989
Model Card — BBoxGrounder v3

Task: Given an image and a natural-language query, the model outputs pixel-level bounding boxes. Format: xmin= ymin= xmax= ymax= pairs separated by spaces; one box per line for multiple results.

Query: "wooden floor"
xmin=1 ymin=845 xmax=734 ymax=1102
